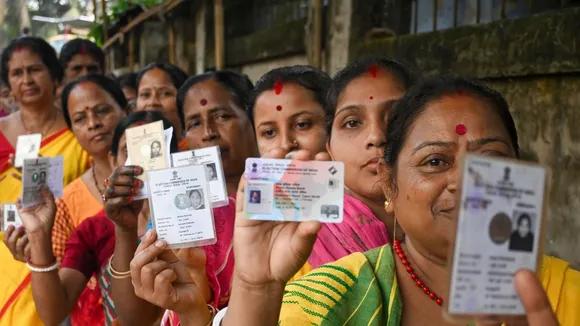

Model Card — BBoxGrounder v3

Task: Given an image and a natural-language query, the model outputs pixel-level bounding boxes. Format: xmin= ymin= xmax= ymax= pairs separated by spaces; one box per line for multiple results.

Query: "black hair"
xmin=327 ymin=56 xmax=420 ymax=134
xmin=111 ymin=110 xmax=178 ymax=158
xmin=176 ymin=70 xmax=254 ymax=129
xmin=517 ymin=214 xmax=532 ymax=227
xmin=118 ymin=72 xmax=138 ymax=90
xmin=61 ymin=75 xmax=128 ymax=129
xmin=384 ymin=75 xmax=520 ymax=187
xmin=248 ymin=65 xmax=331 ymax=124
xmin=136 ymin=62 xmax=188 ymax=91
xmin=59 ymin=39 xmax=105 ymax=72
xmin=1 ymin=37 xmax=63 ymax=87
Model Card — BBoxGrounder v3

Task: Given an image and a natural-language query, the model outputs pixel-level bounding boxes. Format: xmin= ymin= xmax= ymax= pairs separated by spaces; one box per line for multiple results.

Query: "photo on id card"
xmin=171 ymin=146 xmax=229 ymax=207
xmin=148 ymin=165 xmax=216 ymax=249
xmin=445 ymin=154 xmax=549 ymax=323
xmin=0 ymin=204 xmax=22 ymax=231
xmin=243 ymin=158 xmax=344 ymax=223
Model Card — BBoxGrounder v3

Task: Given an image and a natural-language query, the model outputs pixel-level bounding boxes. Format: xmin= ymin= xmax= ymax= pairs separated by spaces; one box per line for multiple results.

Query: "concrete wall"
xmin=353 ymin=6 xmax=580 ymax=268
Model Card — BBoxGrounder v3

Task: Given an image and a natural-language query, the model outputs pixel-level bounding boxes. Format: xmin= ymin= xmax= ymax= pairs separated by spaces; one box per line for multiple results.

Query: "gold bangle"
xmin=108 ymin=255 xmax=131 ymax=278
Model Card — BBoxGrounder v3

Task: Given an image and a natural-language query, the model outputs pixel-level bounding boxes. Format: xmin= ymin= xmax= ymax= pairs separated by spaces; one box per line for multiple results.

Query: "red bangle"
xmin=27 ymin=257 xmax=58 ymax=268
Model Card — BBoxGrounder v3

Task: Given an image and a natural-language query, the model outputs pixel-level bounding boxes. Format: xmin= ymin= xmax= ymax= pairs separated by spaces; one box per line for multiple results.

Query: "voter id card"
xmin=244 ymin=158 xmax=344 ymax=223
xmin=21 ymin=156 xmax=64 ymax=208
xmin=446 ymin=154 xmax=549 ymax=323
xmin=0 ymin=204 xmax=22 ymax=231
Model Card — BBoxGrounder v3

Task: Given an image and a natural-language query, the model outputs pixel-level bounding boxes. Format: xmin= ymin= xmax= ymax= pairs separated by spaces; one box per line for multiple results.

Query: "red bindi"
xmin=455 ymin=124 xmax=467 ymax=135
xmin=456 ymin=90 xmax=464 ymax=96
xmin=369 ymin=64 xmax=378 ymax=78
xmin=80 ymin=44 xmax=87 ymax=55
xmin=274 ymin=79 xmax=283 ymax=95
xmin=369 ymin=96 xmax=374 ymax=100
xmin=200 ymin=99 xmax=207 ymax=106
xmin=15 ymin=45 xmax=25 ymax=52
xmin=84 ymin=106 xmax=89 ymax=111
xmin=276 ymin=105 xmax=282 ymax=111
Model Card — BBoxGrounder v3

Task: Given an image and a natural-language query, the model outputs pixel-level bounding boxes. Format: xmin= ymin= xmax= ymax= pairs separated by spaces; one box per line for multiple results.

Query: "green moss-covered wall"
xmin=353 ymin=9 xmax=580 ymax=268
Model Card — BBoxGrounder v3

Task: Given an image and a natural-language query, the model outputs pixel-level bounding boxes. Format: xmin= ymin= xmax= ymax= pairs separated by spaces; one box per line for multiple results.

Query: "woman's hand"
xmin=232 ymin=149 xmax=329 ymax=288
xmin=17 ymin=186 xmax=56 ymax=236
xmin=104 ymin=166 xmax=144 ymax=230
xmin=476 ymin=270 xmax=558 ymax=326
xmin=2 ymin=225 xmax=30 ymax=262
xmin=130 ymin=230 xmax=209 ymax=316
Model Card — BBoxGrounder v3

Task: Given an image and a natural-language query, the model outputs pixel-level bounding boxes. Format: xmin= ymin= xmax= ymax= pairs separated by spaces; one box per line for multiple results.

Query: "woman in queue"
xmin=108 ymin=70 xmax=258 ymax=325
xmin=134 ymin=62 xmax=188 ymax=149
xmin=0 ymin=36 xmax=89 ymax=326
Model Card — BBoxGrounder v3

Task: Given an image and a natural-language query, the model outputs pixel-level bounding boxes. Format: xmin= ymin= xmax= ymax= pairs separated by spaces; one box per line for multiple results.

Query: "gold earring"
xmin=384 ymin=200 xmax=390 ymax=211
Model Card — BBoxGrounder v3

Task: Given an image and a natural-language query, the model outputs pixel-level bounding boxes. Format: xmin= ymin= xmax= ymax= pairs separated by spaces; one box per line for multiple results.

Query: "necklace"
xmin=20 ymin=111 xmax=57 ymax=137
xmin=92 ymin=165 xmax=105 ymax=199
xmin=393 ymin=239 xmax=444 ymax=306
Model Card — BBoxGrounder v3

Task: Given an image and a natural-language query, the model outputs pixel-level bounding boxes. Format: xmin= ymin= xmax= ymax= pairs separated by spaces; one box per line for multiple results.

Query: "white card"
xmin=1 ymin=204 xmax=22 ymax=231
xmin=171 ymin=146 xmax=228 ymax=208
xmin=21 ymin=156 xmax=64 ymax=208
xmin=125 ymin=127 xmax=173 ymax=200
xmin=14 ymin=134 xmax=41 ymax=168
xmin=448 ymin=155 xmax=547 ymax=316
xmin=243 ymin=158 xmax=344 ymax=223
xmin=148 ymin=165 xmax=216 ymax=248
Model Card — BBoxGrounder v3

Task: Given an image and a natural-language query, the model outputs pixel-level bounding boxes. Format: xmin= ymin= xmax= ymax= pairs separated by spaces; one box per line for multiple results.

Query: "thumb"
xmin=514 ymin=269 xmax=558 ymax=326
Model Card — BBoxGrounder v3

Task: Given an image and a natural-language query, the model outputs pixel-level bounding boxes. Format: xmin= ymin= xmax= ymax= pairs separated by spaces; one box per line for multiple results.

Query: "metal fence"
xmin=408 ymin=0 xmax=580 ymax=34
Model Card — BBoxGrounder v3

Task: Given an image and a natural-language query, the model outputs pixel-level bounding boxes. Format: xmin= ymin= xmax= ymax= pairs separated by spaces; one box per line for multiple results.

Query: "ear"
xmin=326 ymin=141 xmax=335 ymax=161
xmin=377 ymin=159 xmax=395 ymax=215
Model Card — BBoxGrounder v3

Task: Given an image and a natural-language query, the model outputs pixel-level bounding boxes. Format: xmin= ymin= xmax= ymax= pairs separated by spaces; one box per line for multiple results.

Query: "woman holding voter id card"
xmin=0 ymin=37 xmax=90 ymax=326
xmin=158 ymin=76 xmax=578 ymax=326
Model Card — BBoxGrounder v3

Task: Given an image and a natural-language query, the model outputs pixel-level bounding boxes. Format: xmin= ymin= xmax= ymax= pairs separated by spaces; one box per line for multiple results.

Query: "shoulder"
xmin=540 ymin=255 xmax=580 ymax=325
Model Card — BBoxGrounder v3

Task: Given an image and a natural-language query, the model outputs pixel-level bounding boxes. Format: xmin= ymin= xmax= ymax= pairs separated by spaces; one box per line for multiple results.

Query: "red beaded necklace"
xmin=393 ymin=239 xmax=444 ymax=306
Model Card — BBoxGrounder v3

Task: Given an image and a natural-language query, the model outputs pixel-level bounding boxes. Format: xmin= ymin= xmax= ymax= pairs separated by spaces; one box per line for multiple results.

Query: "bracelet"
xmin=108 ymin=255 xmax=131 ymax=279
xmin=212 ymin=307 xmax=227 ymax=326
xmin=26 ymin=258 xmax=59 ymax=273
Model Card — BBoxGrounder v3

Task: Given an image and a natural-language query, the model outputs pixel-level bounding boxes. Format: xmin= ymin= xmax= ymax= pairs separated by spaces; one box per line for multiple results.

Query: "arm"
xmin=28 ymin=231 xmax=88 ymax=326
xmin=222 ymin=279 xmax=285 ymax=326
xmin=110 ymin=227 xmax=162 ymax=325
xmin=105 ymin=165 xmax=163 ymax=325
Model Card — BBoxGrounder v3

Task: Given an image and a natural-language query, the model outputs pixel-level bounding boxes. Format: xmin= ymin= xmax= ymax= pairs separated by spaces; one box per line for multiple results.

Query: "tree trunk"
xmin=0 ymin=0 xmax=6 ymax=45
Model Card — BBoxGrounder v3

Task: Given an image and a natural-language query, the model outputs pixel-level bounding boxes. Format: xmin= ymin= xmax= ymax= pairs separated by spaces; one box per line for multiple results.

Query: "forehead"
xmin=254 ymin=83 xmax=324 ymax=121
xmin=336 ymin=72 xmax=405 ymax=109
xmin=67 ymin=82 xmax=116 ymax=109
xmin=8 ymin=48 xmax=43 ymax=67
xmin=404 ymin=94 xmax=511 ymax=146
xmin=184 ymin=80 xmax=238 ymax=112
xmin=139 ymin=68 xmax=175 ymax=88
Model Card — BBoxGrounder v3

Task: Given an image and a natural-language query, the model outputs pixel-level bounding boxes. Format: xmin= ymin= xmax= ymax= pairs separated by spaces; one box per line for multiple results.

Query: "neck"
xmin=348 ymin=189 xmax=403 ymax=241
xmin=403 ymin=237 xmax=448 ymax=296
xmin=92 ymin=155 xmax=112 ymax=185
xmin=20 ymin=104 xmax=58 ymax=132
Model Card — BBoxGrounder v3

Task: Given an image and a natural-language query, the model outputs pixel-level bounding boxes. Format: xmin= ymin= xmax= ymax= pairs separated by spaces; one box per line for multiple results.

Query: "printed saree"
xmin=290 ymin=193 xmax=390 ymax=281
xmin=0 ymin=128 xmax=89 ymax=326
xmin=279 ymin=246 xmax=580 ymax=326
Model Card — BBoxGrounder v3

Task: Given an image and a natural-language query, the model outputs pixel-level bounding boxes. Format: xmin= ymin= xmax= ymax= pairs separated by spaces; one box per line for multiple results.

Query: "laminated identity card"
xmin=446 ymin=154 xmax=549 ymax=323
xmin=148 ymin=165 xmax=216 ymax=249
xmin=244 ymin=158 xmax=344 ymax=223
xmin=14 ymin=133 xmax=41 ymax=168
xmin=0 ymin=204 xmax=22 ymax=231
xmin=171 ymin=146 xmax=228 ymax=208
xmin=21 ymin=156 xmax=64 ymax=208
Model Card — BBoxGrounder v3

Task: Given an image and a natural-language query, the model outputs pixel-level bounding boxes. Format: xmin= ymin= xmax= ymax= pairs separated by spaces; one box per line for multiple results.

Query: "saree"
xmin=159 ymin=198 xmax=236 ymax=326
xmin=0 ymin=128 xmax=89 ymax=326
xmin=279 ymin=245 xmax=580 ymax=326
xmin=0 ymin=128 xmax=90 ymax=203
xmin=290 ymin=193 xmax=390 ymax=281
xmin=52 ymin=178 xmax=105 ymax=326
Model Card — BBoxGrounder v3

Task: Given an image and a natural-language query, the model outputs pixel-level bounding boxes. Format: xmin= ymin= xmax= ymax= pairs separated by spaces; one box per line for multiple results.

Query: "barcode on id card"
xmin=328 ymin=179 xmax=339 ymax=189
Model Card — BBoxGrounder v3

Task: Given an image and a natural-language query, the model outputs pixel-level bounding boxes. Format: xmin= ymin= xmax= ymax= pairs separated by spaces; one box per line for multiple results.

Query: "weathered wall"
xmin=241 ymin=54 xmax=309 ymax=82
xmin=353 ymin=7 xmax=580 ymax=268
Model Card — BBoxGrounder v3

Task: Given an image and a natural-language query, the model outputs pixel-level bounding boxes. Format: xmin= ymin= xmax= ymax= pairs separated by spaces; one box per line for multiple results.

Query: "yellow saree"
xmin=0 ymin=128 xmax=89 ymax=326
